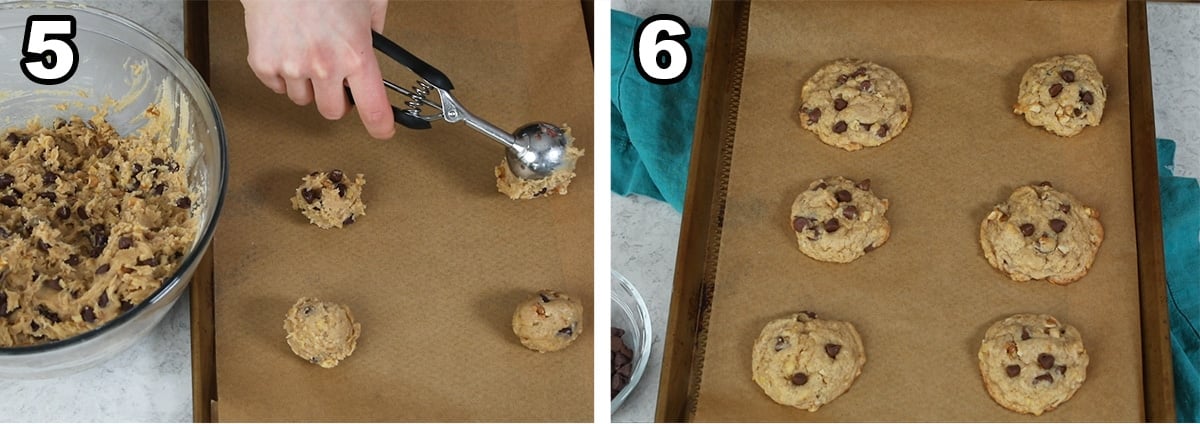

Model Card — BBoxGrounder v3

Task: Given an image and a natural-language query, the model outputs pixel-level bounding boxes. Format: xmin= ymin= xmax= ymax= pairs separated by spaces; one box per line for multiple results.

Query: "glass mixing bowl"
xmin=0 ymin=2 xmax=226 ymax=377
xmin=611 ymin=270 xmax=652 ymax=413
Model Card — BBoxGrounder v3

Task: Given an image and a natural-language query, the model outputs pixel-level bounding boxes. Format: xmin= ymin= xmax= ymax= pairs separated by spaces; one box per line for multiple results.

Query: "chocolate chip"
xmin=1020 ymin=223 xmax=1035 ymax=237
xmin=792 ymin=216 xmax=811 ymax=232
xmin=833 ymin=121 xmax=848 ymax=134
xmin=1006 ymin=365 xmax=1021 ymax=377
xmin=118 ymin=236 xmax=133 ymax=249
xmin=328 ymin=169 xmax=344 ymax=183
xmin=774 ymin=337 xmax=788 ymax=352
xmin=1057 ymin=365 xmax=1067 ymax=374
xmin=76 ymin=206 xmax=89 ymax=220
xmin=859 ymin=80 xmax=872 ymax=91
xmin=824 ymin=218 xmax=840 ymax=233
xmin=1074 ymin=108 xmax=1083 ymax=117
xmin=806 ymin=108 xmax=822 ymax=125
xmin=1080 ymin=91 xmax=1094 ymax=105
xmin=36 ymin=239 xmax=50 ymax=252
xmin=855 ymin=179 xmax=871 ymax=191
xmin=876 ymin=124 xmax=889 ymax=138
xmin=151 ymin=157 xmax=165 ymax=166
xmin=1060 ymin=203 xmax=1071 ymax=213
xmin=539 ymin=293 xmax=551 ymax=303
xmin=851 ymin=67 xmax=867 ymax=77
xmin=0 ymin=173 xmax=13 ymax=190
xmin=0 ymin=196 xmax=17 ymax=207
xmin=790 ymin=373 xmax=809 ymax=386
xmin=152 ymin=183 xmax=166 ymax=196
xmin=81 ymin=306 xmax=96 ymax=323
xmin=119 ymin=300 xmax=134 ymax=312
xmin=558 ymin=326 xmax=573 ymax=337
xmin=0 ymin=292 xmax=7 ymax=316
xmin=132 ymin=163 xmax=143 ymax=176
xmin=534 ymin=187 xmax=548 ymax=197
xmin=37 ymin=192 xmax=56 ymax=202
xmin=1049 ymin=83 xmax=1063 ymax=97
xmin=860 ymin=122 xmax=873 ymax=131
xmin=42 ymin=171 xmax=58 ymax=186
xmin=168 ymin=161 xmax=180 ymax=172
xmin=612 ymin=327 xmax=625 ymax=338
xmin=175 ymin=197 xmax=191 ymax=209
xmin=813 ymin=182 xmax=828 ymax=190
xmin=1049 ymin=219 xmax=1066 ymax=233
xmin=301 ymin=188 xmax=319 ymax=204
xmin=834 ymin=98 xmax=848 ymax=111
xmin=899 ymin=104 xmax=907 ymax=112
xmin=1038 ymin=353 xmax=1055 ymax=369
xmin=30 ymin=321 xmax=39 ymax=332
xmin=799 ymin=311 xmax=818 ymax=319
xmin=1060 ymin=70 xmax=1075 ymax=82
xmin=96 ymin=264 xmax=110 ymax=275
xmin=137 ymin=256 xmax=159 ymax=267
xmin=98 ymin=145 xmax=113 ymax=157
xmin=342 ymin=215 xmax=355 ymax=226
xmin=1034 ymin=373 xmax=1054 ymax=384
xmin=825 ymin=343 xmax=842 ymax=359
xmin=38 ymin=305 xmax=61 ymax=323
xmin=864 ymin=244 xmax=877 ymax=253
xmin=56 ymin=205 xmax=70 ymax=220
xmin=4 ymin=133 xmax=15 ymax=144
xmin=65 ymin=255 xmax=80 ymax=266
xmin=835 ymin=190 xmax=852 ymax=202
xmin=98 ymin=291 xmax=109 ymax=307
xmin=90 ymin=224 xmax=108 ymax=252
xmin=1021 ymin=328 xmax=1031 ymax=340
xmin=44 ymin=277 xmax=62 ymax=290
xmin=336 ymin=183 xmax=347 ymax=198
xmin=842 ymin=205 xmax=858 ymax=220
xmin=837 ymin=74 xmax=849 ymax=85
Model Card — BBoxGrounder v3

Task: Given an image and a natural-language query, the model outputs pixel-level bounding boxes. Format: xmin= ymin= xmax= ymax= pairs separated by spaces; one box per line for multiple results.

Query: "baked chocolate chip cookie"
xmin=798 ymin=59 xmax=912 ymax=151
xmin=980 ymin=182 xmax=1103 ymax=284
xmin=751 ymin=311 xmax=866 ymax=411
xmin=978 ymin=314 xmax=1089 ymax=416
xmin=790 ymin=177 xmax=890 ymax=263
xmin=1014 ymin=54 xmax=1106 ymax=137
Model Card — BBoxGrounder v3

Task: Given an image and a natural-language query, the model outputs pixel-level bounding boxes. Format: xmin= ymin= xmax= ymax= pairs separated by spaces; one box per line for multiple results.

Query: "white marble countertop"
xmin=2 ymin=1 xmax=1199 ymax=422
xmin=611 ymin=1 xmax=1200 ymax=422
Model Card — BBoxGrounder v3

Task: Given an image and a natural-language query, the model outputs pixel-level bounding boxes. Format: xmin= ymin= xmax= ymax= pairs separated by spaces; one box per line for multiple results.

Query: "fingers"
xmin=313 ymin=78 xmax=351 ymax=120
xmin=284 ymin=78 xmax=315 ymax=106
xmin=346 ymin=73 xmax=395 ymax=139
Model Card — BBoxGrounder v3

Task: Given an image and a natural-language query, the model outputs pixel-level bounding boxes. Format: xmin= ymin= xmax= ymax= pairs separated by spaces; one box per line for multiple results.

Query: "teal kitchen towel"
xmin=1159 ymin=138 xmax=1200 ymax=422
xmin=611 ymin=10 xmax=707 ymax=212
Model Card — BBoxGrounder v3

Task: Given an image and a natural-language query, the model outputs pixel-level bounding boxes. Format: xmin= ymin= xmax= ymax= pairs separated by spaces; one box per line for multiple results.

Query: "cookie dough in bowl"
xmin=511 ymin=290 xmax=584 ymax=352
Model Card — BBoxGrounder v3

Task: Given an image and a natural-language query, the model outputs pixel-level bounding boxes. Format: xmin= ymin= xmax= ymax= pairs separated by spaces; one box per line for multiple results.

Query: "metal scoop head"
xmin=505 ymin=122 xmax=569 ymax=180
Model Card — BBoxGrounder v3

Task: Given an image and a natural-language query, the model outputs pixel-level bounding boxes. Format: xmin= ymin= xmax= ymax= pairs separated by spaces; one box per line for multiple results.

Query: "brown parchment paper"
xmin=691 ymin=1 xmax=1141 ymax=421
xmin=207 ymin=1 xmax=593 ymax=421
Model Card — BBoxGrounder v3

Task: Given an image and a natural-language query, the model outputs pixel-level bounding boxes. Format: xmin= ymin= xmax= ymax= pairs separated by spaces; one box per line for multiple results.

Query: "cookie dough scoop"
xmin=360 ymin=31 xmax=569 ymax=180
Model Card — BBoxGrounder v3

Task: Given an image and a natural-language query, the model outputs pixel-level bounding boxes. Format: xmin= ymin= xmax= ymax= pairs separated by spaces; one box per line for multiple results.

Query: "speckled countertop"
xmin=611 ymin=1 xmax=1200 ymax=422
xmin=1 ymin=1 xmax=1199 ymax=422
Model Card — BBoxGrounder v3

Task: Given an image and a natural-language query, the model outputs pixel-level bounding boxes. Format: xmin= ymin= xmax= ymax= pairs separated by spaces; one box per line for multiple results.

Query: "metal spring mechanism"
xmin=383 ymin=79 xmax=443 ymax=122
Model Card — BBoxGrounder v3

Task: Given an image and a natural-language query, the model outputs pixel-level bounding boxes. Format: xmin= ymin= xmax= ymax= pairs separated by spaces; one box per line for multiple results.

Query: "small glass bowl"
xmin=0 ymin=2 xmax=226 ymax=378
xmin=611 ymin=270 xmax=653 ymax=413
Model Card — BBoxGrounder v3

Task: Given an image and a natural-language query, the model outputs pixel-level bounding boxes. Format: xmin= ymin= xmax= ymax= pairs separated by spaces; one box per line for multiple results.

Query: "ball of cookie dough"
xmin=511 ymin=290 xmax=584 ymax=352
xmin=790 ymin=177 xmax=890 ymax=263
xmin=495 ymin=125 xmax=585 ymax=200
xmin=978 ymin=314 xmax=1089 ymax=416
xmin=290 ymin=169 xmax=365 ymax=229
xmin=798 ymin=59 xmax=912 ymax=151
xmin=751 ymin=311 xmax=866 ymax=412
xmin=1014 ymin=54 xmax=1106 ymax=137
xmin=284 ymin=297 xmax=361 ymax=368
xmin=979 ymin=182 xmax=1103 ymax=285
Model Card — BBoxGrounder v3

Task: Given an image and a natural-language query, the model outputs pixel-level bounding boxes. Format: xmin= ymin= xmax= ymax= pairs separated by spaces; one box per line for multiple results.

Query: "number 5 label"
xmin=634 ymin=15 xmax=692 ymax=85
xmin=21 ymin=16 xmax=79 ymax=85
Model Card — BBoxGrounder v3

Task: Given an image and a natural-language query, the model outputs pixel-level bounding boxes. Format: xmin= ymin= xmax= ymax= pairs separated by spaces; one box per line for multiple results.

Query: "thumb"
xmin=369 ymin=0 xmax=387 ymax=33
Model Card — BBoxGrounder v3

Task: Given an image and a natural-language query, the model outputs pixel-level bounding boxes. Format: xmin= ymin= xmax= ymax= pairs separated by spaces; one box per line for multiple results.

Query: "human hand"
xmin=242 ymin=0 xmax=395 ymax=139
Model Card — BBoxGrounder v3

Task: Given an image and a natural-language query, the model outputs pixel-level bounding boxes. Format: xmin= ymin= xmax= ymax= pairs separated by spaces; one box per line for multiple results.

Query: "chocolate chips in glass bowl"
xmin=612 ymin=327 xmax=634 ymax=398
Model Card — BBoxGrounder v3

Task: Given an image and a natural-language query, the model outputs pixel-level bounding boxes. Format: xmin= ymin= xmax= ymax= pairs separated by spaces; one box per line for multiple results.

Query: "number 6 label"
xmin=21 ymin=16 xmax=79 ymax=85
xmin=634 ymin=15 xmax=692 ymax=85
